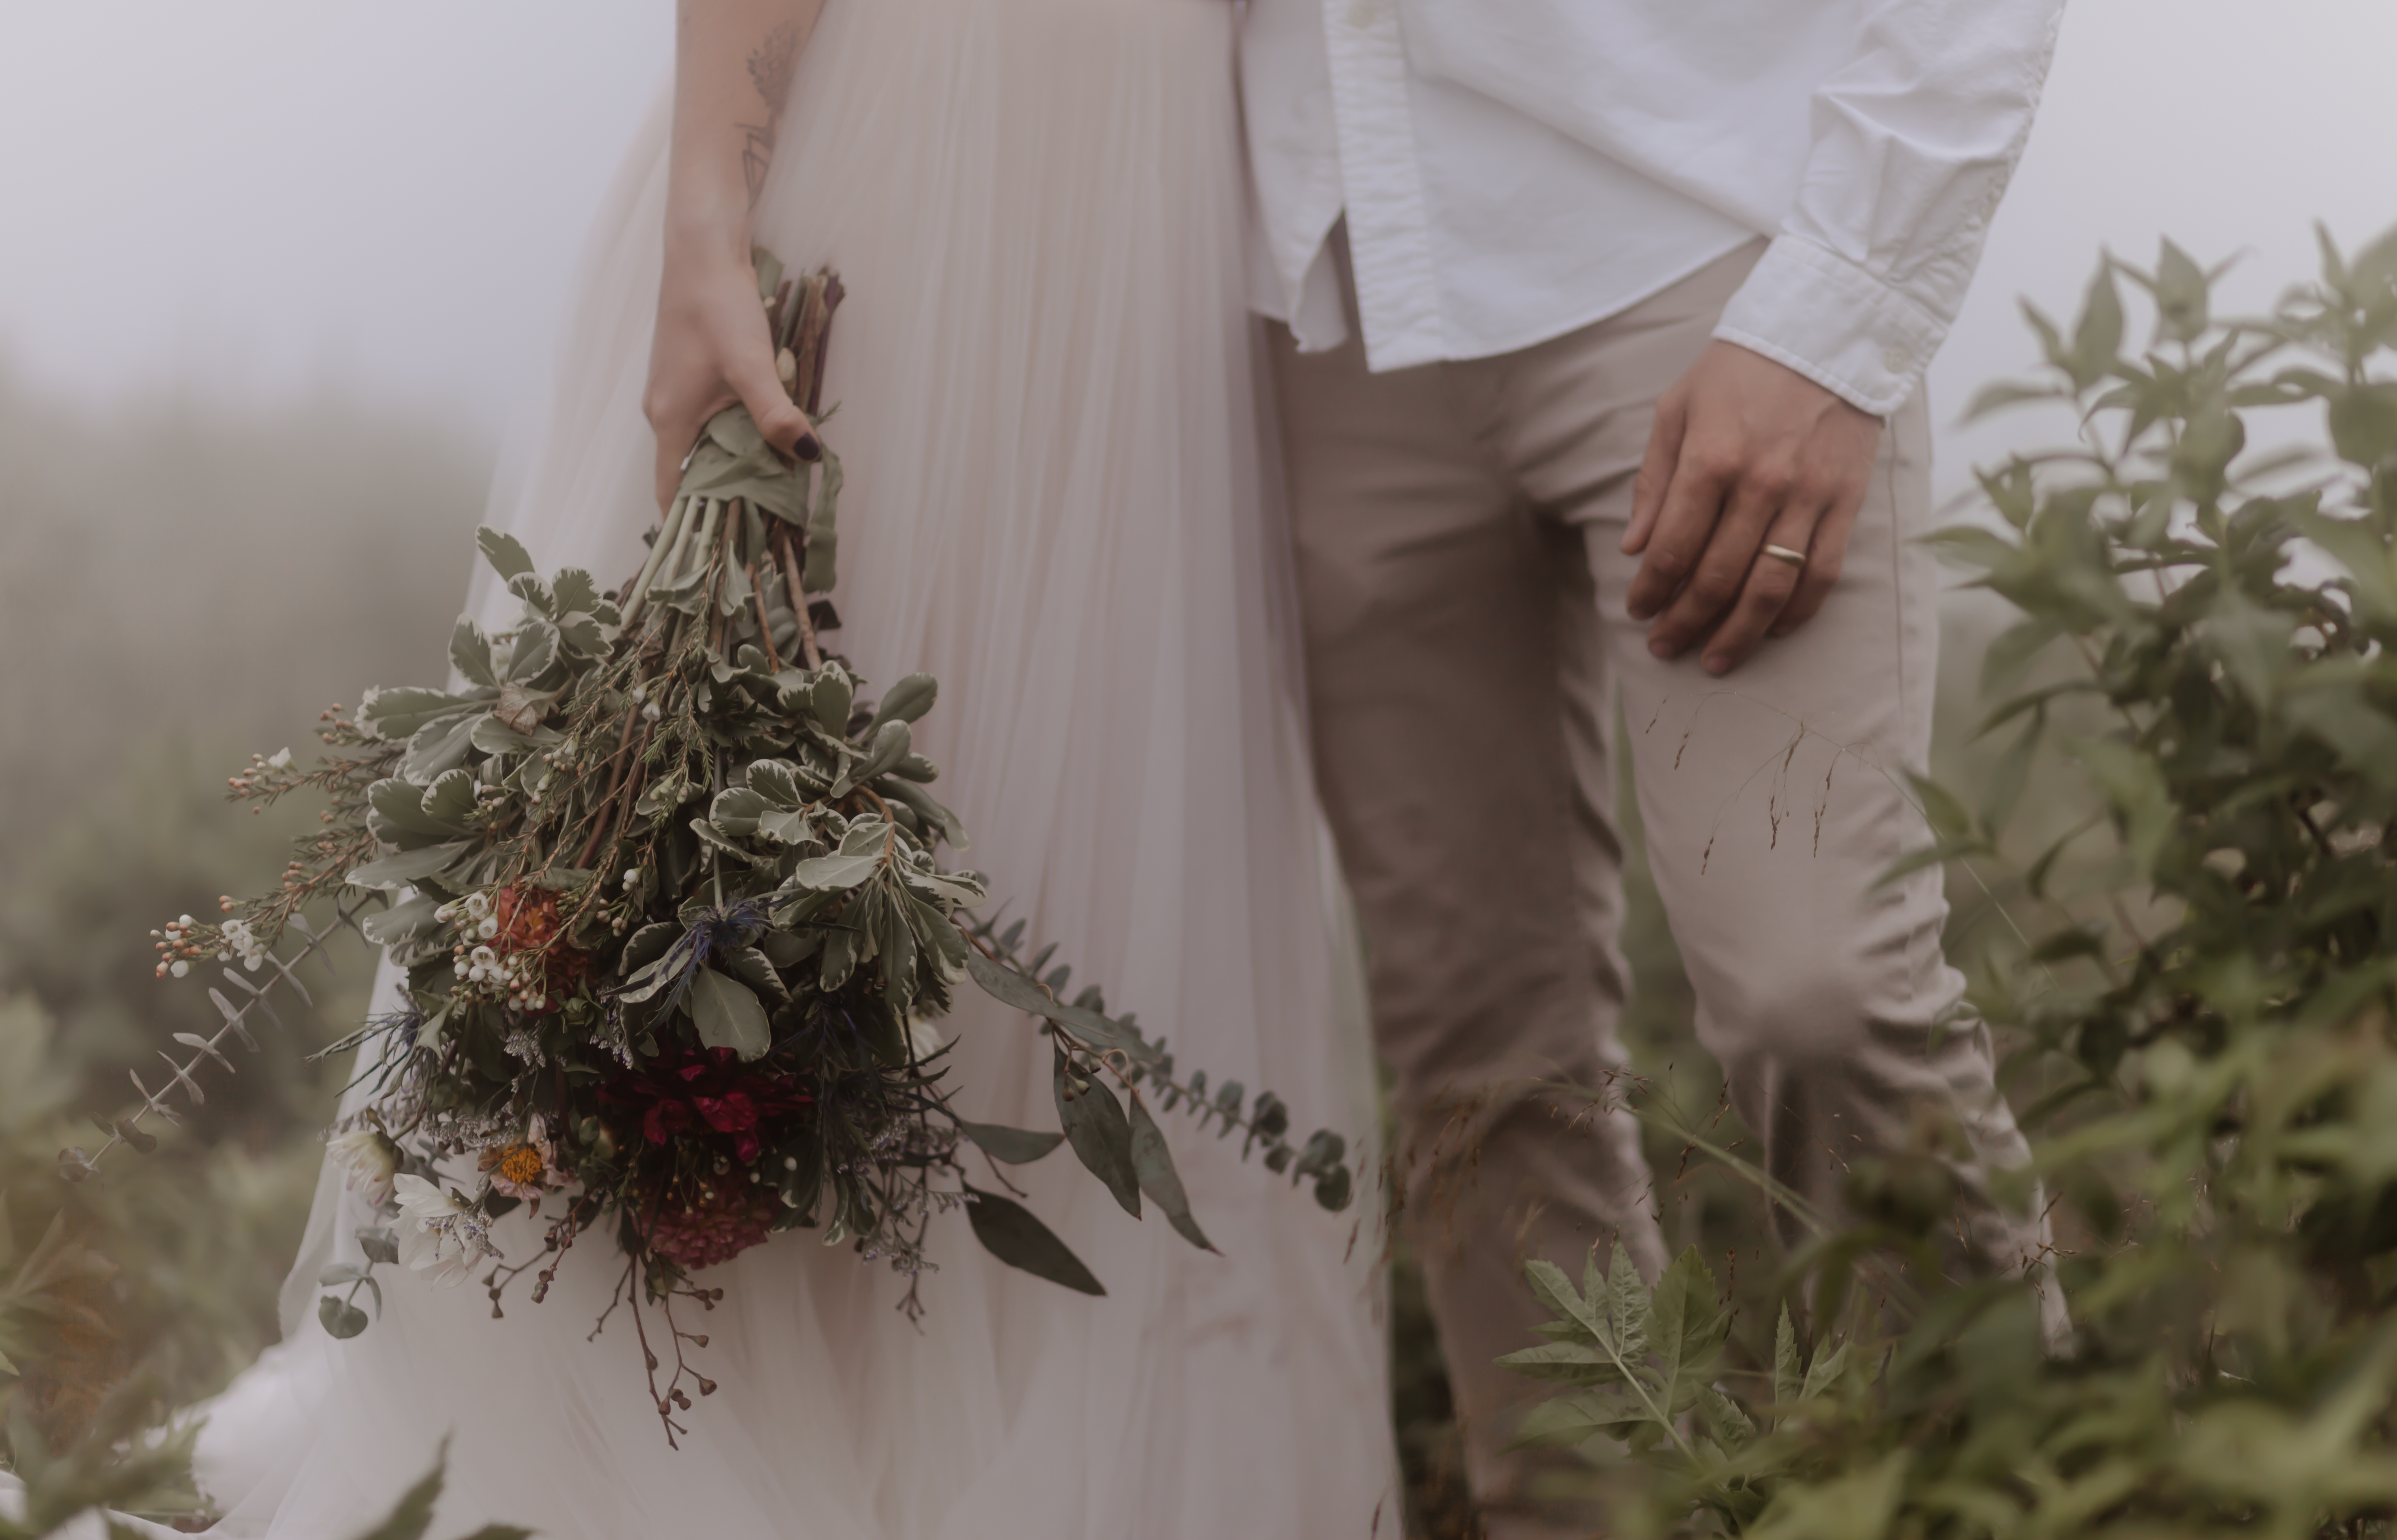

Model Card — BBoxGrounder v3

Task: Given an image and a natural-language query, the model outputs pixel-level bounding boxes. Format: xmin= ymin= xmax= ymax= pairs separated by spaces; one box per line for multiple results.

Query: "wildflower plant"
xmin=1500 ymin=224 xmax=2397 ymax=1540
xmin=70 ymin=256 xmax=1356 ymax=1445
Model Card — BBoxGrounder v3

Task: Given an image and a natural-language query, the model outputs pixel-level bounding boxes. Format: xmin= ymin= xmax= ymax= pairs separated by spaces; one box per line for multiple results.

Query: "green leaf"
xmin=689 ymin=967 xmax=771 ymax=1060
xmin=449 ymin=618 xmax=498 ymax=688
xmin=1503 ymin=1389 xmax=1648 ymax=1451
xmin=1129 ymin=1094 xmax=1213 ymax=1251
xmin=346 ymin=842 xmax=471 ymax=892
xmin=361 ymin=893 xmax=443 ymax=948
xmin=1496 ymin=1339 xmax=1629 ymax=1388
xmin=618 ymin=922 xmax=679 ymax=977
xmin=1648 ymin=1247 xmax=1731 ymax=1415
xmin=1525 ymin=1254 xmax=1615 ymax=1351
xmin=746 ymin=758 xmax=807 ymax=809
xmin=785 ymin=848 xmax=884 ymax=891
xmin=1604 ymin=1243 xmax=1652 ymax=1365
xmin=469 ymin=714 xmax=563 ymax=758
xmin=2153 ymin=237 xmax=2210 ymax=344
xmin=2068 ymin=261 xmax=2125 ymax=389
xmin=551 ymin=567 xmax=601 ymax=614
xmin=402 ymin=712 xmax=481 ymax=785
xmin=1960 ymin=378 xmax=2063 ymax=423
xmin=1980 ymin=712 xmax=2041 ymax=833
xmin=1907 ymin=773 xmax=1974 ymax=844
xmin=1701 ymin=1385 xmax=1757 ymax=1450
xmin=2291 ymin=508 xmax=2397 ymax=620
xmin=1921 ymin=525 xmax=2019 ymax=573
xmin=1978 ymin=615 xmax=2060 ymax=697
xmin=1053 ymin=1046 xmax=1140 ymax=1219
xmin=880 ymin=777 xmax=969 ymax=852
xmin=831 ymin=720 xmax=910 ymax=799
xmin=865 ymin=673 xmax=939 ymax=737
xmin=502 ymin=620 xmax=557 ymax=684
xmin=359 ymin=685 xmax=490 ymax=742
xmin=420 ymin=767 xmax=478 ymax=831
xmin=810 ymin=666 xmax=854 ymax=737
xmin=367 ymin=777 xmax=462 ymax=847
xmin=957 ymin=1120 xmax=1067 ymax=1165
xmin=475 ymin=527 xmax=536 ymax=582
xmin=1801 ymin=1339 xmax=1851 ymax=1401
xmin=963 ymin=1186 xmax=1105 ymax=1296
xmin=318 ymin=1293 xmax=370 ymax=1340
xmin=1745 ymin=1449 xmax=1907 ymax=1540
xmin=1773 ymin=1305 xmax=1801 ymax=1406
xmin=2074 ymin=737 xmax=2175 ymax=877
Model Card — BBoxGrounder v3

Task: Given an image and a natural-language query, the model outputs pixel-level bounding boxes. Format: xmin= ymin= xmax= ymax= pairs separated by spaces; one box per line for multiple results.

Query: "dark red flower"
xmin=643 ymin=1179 xmax=779 ymax=1271
xmin=599 ymin=1046 xmax=810 ymax=1167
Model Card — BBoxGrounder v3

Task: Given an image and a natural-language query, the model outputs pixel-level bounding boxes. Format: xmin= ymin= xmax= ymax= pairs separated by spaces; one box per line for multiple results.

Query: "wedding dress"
xmin=179 ymin=2 xmax=1398 ymax=1535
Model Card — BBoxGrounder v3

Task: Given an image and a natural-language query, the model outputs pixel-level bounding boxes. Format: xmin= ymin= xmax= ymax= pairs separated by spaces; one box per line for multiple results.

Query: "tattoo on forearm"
xmin=739 ymin=21 xmax=801 ymax=206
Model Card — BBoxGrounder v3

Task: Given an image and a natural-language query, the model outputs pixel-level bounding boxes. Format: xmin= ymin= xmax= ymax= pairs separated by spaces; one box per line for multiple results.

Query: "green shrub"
xmin=1509 ymin=224 xmax=2397 ymax=1540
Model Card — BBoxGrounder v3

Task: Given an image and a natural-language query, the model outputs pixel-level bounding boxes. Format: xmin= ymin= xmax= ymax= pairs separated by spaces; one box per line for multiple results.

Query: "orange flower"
xmin=489 ymin=884 xmax=592 ymax=1011
xmin=478 ymin=1114 xmax=569 ymax=1202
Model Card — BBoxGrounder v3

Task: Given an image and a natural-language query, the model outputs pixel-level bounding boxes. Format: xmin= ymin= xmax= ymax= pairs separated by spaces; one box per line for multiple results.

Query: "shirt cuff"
xmin=1712 ymin=235 xmax=1946 ymax=418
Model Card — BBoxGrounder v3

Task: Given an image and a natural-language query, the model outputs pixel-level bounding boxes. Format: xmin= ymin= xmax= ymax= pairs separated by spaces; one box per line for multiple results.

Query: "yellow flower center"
xmin=497 ymin=1144 xmax=546 ymax=1186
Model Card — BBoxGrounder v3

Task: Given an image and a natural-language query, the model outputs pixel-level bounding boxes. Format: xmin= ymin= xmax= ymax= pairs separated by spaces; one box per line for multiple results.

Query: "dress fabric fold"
xmin=190 ymin=1 xmax=1395 ymax=1534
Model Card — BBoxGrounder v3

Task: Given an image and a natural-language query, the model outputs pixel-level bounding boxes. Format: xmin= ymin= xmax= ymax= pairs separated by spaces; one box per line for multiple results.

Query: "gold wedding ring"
xmin=1760 ymin=542 xmax=1808 ymax=568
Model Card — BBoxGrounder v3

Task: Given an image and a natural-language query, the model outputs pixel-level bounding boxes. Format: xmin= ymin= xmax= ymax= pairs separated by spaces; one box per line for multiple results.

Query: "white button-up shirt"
xmin=1239 ymin=0 xmax=2066 ymax=416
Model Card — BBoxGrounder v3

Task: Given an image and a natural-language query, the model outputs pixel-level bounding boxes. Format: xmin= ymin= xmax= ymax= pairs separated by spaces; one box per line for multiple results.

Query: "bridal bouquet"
xmin=68 ymin=257 xmax=1355 ymax=1443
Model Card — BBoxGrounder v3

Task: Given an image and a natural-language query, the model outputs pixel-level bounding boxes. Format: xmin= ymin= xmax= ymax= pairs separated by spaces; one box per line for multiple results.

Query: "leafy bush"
xmin=1509 ymin=223 xmax=2397 ymax=1540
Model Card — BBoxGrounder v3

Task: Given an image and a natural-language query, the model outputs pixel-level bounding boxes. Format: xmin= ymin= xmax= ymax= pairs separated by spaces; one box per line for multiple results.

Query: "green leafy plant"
xmin=1505 ymin=222 xmax=2397 ymax=1540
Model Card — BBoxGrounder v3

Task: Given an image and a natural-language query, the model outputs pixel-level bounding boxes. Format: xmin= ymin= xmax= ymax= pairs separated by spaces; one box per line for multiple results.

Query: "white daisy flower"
xmin=392 ymin=1174 xmax=498 ymax=1286
xmin=329 ymin=1126 xmax=402 ymax=1209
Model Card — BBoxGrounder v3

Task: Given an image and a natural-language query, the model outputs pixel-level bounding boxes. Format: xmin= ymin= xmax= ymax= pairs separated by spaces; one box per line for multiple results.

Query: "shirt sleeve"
xmin=1712 ymin=0 xmax=2066 ymax=416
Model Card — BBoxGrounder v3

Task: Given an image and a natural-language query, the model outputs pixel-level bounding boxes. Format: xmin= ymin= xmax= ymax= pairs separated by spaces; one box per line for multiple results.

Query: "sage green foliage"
xmin=1508 ymin=224 xmax=2397 ymax=1540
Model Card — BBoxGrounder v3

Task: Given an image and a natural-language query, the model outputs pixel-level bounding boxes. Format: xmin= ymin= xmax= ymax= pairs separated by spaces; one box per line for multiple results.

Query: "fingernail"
xmin=795 ymin=434 xmax=821 ymax=462
xmin=1704 ymin=655 xmax=1729 ymax=676
xmin=1649 ymin=639 xmax=1673 ymax=660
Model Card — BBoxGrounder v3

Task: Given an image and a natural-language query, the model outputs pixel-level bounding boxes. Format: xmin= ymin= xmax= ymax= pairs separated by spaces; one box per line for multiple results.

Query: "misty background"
xmin=0 ymin=0 xmax=2392 ymax=1514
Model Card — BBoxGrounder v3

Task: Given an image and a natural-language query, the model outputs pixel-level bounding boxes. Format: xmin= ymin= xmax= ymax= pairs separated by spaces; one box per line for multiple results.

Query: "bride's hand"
xmin=644 ymin=241 xmax=820 ymax=510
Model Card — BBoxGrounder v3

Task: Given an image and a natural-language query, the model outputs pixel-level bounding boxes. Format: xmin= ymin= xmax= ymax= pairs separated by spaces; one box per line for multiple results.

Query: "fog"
xmin=3 ymin=0 xmax=2393 ymax=471
xmin=0 ymin=0 xmax=2393 ymax=826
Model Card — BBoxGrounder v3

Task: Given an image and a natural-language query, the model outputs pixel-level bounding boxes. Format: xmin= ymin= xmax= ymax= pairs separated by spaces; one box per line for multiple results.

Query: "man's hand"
xmin=1621 ymin=341 xmax=1883 ymax=675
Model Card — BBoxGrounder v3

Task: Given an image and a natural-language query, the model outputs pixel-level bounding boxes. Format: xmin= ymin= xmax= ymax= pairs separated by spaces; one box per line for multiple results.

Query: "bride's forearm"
xmin=666 ymin=0 xmax=823 ymax=264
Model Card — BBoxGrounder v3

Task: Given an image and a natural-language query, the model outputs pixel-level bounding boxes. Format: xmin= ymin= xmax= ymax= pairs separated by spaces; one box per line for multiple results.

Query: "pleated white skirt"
xmin=187 ymin=0 xmax=1397 ymax=1535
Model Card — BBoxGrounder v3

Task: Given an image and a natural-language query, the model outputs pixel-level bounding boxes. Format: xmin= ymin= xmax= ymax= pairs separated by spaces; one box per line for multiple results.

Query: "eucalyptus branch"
xmin=64 ymin=891 xmax=383 ymax=1180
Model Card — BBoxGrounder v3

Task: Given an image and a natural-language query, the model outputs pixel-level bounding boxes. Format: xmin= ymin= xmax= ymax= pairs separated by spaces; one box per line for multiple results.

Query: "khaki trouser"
xmin=1271 ymin=239 xmax=2048 ymax=1537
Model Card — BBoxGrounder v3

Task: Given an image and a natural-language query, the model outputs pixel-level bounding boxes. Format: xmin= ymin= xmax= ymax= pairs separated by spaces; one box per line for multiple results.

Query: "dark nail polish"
xmin=795 ymin=434 xmax=822 ymax=462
